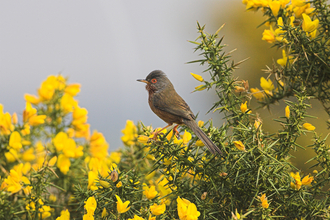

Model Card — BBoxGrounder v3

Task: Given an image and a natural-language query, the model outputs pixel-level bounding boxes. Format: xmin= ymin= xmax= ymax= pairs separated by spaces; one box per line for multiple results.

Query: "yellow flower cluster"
xmin=85 ymin=130 xmax=121 ymax=191
xmin=290 ymin=172 xmax=314 ymax=190
xmin=0 ymin=75 xmax=120 ymax=220
xmin=25 ymin=199 xmax=53 ymax=219
xmin=177 ymin=196 xmax=200 ymax=220
xmin=56 ymin=209 xmax=70 ymax=220
xmin=1 ymin=163 xmax=31 ymax=194
xmin=122 ymin=120 xmax=138 ymax=146
xmin=53 ymin=132 xmax=83 ymax=175
xmin=243 ymin=0 xmax=319 ymax=70
xmin=83 ymin=197 xmax=97 ymax=220
xmin=250 ymin=77 xmax=282 ymax=101
xmin=259 ymin=193 xmax=269 ymax=208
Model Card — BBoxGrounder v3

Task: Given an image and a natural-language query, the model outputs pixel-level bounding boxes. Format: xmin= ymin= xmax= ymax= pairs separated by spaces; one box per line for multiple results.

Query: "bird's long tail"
xmin=183 ymin=119 xmax=222 ymax=155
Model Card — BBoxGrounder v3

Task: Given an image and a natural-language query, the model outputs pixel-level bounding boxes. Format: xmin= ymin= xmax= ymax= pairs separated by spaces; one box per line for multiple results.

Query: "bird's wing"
xmin=152 ymin=87 xmax=195 ymax=121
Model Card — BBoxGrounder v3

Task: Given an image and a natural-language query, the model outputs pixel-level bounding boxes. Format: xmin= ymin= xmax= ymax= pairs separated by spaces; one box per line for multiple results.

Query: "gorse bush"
xmin=1 ymin=0 xmax=330 ymax=219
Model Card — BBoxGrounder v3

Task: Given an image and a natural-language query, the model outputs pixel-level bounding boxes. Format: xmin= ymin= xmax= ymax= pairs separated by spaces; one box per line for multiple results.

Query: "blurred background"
xmin=0 ymin=1 xmax=327 ymax=171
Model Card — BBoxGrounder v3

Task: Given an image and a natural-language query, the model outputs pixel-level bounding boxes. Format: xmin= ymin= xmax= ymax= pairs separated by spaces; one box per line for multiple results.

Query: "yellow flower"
xmin=128 ymin=215 xmax=145 ymax=220
xmin=274 ymin=17 xmax=288 ymax=43
xmin=0 ymin=104 xmax=14 ymax=135
xmin=71 ymin=106 xmax=90 ymax=140
xmin=290 ymin=172 xmax=302 ymax=190
xmin=177 ymin=196 xmax=200 ymax=220
xmin=302 ymin=13 xmax=319 ymax=32
xmin=116 ymin=181 xmax=122 ymax=188
xmin=262 ymin=26 xmax=276 ymax=43
xmin=254 ymin=120 xmax=262 ymax=130
xmin=48 ymin=156 xmax=58 ymax=166
xmin=260 ymin=77 xmax=274 ymax=91
xmin=99 ymin=179 xmax=110 ymax=188
xmin=22 ymin=147 xmax=35 ymax=162
xmin=39 ymin=205 xmax=52 ymax=219
xmin=5 ymin=148 xmax=18 ymax=163
xmin=22 ymin=162 xmax=31 ymax=175
xmin=240 ymin=101 xmax=251 ymax=114
xmin=21 ymin=124 xmax=31 ymax=136
xmin=121 ymin=120 xmax=137 ymax=146
xmin=101 ymin=208 xmax=108 ymax=218
xmin=182 ymin=130 xmax=192 ymax=145
xmin=53 ymin=132 xmax=68 ymax=151
xmin=279 ymin=0 xmax=290 ymax=7
xmin=303 ymin=123 xmax=315 ymax=131
xmin=292 ymin=2 xmax=311 ymax=18
xmin=60 ymin=93 xmax=78 ymax=113
xmin=194 ymin=85 xmax=206 ymax=91
xmin=72 ymin=106 xmax=88 ymax=125
xmin=233 ymin=141 xmax=246 ymax=152
xmin=259 ymin=194 xmax=269 ymax=208
xmin=110 ymin=152 xmax=121 ymax=164
xmin=138 ymin=135 xmax=149 ymax=144
xmin=38 ymin=76 xmax=56 ymax=101
xmin=83 ymin=212 xmax=94 ymax=220
xmin=56 ymin=209 xmax=70 ymax=220
xmin=9 ymin=131 xmax=22 ymax=150
xmin=156 ymin=176 xmax=172 ymax=204
xmin=285 ymin=106 xmax=290 ymax=119
xmin=28 ymin=115 xmax=47 ymax=126
xmin=277 ymin=49 xmax=293 ymax=67
xmin=4 ymin=163 xmax=31 ymax=194
xmin=269 ymin=1 xmax=281 ymax=17
xmin=49 ymin=194 xmax=57 ymax=202
xmin=148 ymin=215 xmax=156 ymax=220
xmin=143 ymin=185 xmax=158 ymax=200
xmin=232 ymin=209 xmax=241 ymax=220
xmin=150 ymin=203 xmax=166 ymax=216
xmin=11 ymin=112 xmax=18 ymax=125
xmin=195 ymin=140 xmax=204 ymax=147
xmin=74 ymin=123 xmax=90 ymax=140
xmin=24 ymin=94 xmax=40 ymax=105
xmin=115 ymin=195 xmax=131 ymax=213
xmin=89 ymin=131 xmax=109 ymax=160
xmin=22 ymin=102 xmax=36 ymax=123
xmin=301 ymin=175 xmax=314 ymax=186
xmin=57 ymin=154 xmax=71 ymax=175
xmin=190 ymin=73 xmax=204 ymax=82
xmin=250 ymin=88 xmax=265 ymax=101
xmin=84 ymin=197 xmax=97 ymax=215
xmin=65 ymin=83 xmax=81 ymax=96
xmin=88 ymin=170 xmax=98 ymax=191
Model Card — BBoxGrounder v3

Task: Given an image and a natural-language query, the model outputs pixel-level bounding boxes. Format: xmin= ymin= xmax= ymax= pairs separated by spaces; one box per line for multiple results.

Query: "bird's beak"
xmin=137 ymin=79 xmax=149 ymax=84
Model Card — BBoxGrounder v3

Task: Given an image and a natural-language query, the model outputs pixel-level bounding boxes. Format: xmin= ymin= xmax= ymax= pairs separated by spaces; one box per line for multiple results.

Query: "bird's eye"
xmin=151 ymin=79 xmax=157 ymax=83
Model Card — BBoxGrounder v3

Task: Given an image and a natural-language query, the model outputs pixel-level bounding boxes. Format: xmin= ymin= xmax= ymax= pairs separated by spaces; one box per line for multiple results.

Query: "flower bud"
xmin=99 ymin=180 xmax=111 ymax=188
xmin=48 ymin=156 xmax=57 ymax=166
xmin=12 ymin=113 xmax=18 ymax=124
xmin=110 ymin=170 xmax=119 ymax=182
xmin=201 ymin=192 xmax=207 ymax=200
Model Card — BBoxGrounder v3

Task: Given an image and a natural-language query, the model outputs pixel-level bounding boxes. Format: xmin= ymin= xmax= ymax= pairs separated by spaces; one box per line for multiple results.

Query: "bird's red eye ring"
xmin=151 ymin=78 xmax=157 ymax=83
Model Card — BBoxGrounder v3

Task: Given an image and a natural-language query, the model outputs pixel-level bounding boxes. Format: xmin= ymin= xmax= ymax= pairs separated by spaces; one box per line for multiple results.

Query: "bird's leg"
xmin=151 ymin=124 xmax=172 ymax=140
xmin=173 ymin=124 xmax=180 ymax=138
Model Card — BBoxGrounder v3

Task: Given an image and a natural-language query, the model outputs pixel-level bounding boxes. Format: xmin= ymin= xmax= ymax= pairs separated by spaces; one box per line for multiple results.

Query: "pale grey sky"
xmin=0 ymin=1 xmax=243 ymax=150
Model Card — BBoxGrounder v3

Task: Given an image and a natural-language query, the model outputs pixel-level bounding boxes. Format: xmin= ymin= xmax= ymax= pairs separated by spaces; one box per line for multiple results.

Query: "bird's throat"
xmin=146 ymin=84 xmax=156 ymax=96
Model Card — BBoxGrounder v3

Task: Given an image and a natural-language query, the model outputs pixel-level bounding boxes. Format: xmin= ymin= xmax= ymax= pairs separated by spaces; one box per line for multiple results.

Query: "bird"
xmin=137 ymin=70 xmax=222 ymax=155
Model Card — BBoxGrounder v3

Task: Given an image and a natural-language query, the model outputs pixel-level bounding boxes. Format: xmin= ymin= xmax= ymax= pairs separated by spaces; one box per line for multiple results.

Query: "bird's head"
xmin=137 ymin=70 xmax=173 ymax=92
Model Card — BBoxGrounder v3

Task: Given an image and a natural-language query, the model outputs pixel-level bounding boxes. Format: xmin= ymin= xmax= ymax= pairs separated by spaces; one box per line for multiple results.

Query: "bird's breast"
xmin=148 ymin=93 xmax=183 ymax=125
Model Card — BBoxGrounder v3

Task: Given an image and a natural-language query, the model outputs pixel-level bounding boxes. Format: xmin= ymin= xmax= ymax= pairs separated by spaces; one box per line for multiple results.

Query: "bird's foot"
xmin=173 ymin=125 xmax=180 ymax=138
xmin=150 ymin=132 xmax=159 ymax=140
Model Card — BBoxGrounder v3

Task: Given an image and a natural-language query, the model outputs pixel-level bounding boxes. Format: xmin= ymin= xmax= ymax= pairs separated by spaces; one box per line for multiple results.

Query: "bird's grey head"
xmin=141 ymin=70 xmax=173 ymax=92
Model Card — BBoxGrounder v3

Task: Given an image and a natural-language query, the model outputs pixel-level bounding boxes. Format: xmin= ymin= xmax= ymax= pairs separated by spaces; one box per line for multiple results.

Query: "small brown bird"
xmin=137 ymin=70 xmax=222 ymax=155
